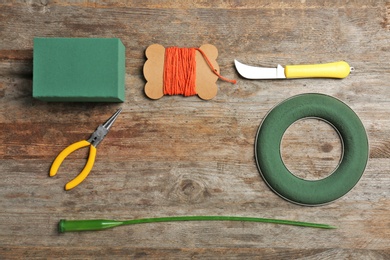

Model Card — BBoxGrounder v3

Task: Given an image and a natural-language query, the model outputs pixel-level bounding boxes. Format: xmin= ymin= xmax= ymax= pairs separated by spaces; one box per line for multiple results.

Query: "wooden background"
xmin=1 ymin=0 xmax=389 ymax=259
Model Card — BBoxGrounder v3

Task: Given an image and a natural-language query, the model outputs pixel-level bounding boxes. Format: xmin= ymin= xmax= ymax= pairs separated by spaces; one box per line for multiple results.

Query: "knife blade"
xmin=234 ymin=60 xmax=352 ymax=79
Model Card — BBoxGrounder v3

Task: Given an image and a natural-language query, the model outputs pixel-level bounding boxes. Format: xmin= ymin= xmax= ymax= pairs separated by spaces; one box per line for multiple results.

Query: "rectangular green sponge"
xmin=33 ymin=38 xmax=125 ymax=102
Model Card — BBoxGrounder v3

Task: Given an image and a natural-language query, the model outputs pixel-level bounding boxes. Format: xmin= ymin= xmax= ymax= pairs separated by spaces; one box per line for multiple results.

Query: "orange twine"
xmin=163 ymin=47 xmax=236 ymax=96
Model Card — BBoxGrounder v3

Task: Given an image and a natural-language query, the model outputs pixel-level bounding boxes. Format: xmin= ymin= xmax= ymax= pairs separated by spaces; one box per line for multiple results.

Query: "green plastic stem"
xmin=59 ymin=216 xmax=336 ymax=233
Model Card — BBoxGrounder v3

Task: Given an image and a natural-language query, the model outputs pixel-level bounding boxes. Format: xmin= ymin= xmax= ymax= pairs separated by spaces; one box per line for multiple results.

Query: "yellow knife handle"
xmin=65 ymin=145 xmax=96 ymax=190
xmin=284 ymin=61 xmax=351 ymax=79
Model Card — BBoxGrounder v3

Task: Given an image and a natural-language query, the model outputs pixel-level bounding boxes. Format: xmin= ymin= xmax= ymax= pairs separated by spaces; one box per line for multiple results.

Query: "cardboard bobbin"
xmin=143 ymin=44 xmax=220 ymax=100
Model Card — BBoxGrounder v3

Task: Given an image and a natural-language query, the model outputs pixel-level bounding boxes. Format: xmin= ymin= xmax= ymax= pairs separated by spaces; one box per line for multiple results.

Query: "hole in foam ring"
xmin=280 ymin=118 xmax=343 ymax=181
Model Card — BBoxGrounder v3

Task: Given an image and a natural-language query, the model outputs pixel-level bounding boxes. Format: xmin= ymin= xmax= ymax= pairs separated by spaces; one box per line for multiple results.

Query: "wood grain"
xmin=1 ymin=0 xmax=390 ymax=259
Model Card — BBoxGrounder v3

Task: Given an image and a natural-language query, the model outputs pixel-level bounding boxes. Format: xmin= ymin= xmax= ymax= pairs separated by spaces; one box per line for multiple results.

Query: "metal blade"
xmin=234 ymin=60 xmax=286 ymax=79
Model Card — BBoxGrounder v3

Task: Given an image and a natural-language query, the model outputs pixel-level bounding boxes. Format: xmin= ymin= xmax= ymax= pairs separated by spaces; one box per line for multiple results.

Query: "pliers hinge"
xmin=87 ymin=125 xmax=108 ymax=147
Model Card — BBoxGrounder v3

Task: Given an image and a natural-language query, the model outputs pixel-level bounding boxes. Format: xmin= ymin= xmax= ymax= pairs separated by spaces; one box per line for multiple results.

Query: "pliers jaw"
xmin=87 ymin=108 xmax=122 ymax=147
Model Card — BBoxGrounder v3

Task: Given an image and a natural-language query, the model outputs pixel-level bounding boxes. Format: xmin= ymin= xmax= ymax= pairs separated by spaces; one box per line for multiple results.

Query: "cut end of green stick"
xmin=325 ymin=225 xmax=338 ymax=229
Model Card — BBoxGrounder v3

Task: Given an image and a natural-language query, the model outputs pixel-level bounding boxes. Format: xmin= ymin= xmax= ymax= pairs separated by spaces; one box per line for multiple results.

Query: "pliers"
xmin=50 ymin=108 xmax=122 ymax=190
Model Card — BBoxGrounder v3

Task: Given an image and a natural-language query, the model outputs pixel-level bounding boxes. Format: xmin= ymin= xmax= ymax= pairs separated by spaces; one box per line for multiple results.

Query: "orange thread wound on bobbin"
xmin=163 ymin=47 xmax=236 ymax=97
xmin=163 ymin=47 xmax=197 ymax=96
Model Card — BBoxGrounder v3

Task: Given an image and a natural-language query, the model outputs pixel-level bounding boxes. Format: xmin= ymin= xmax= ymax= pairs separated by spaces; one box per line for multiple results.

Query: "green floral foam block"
xmin=33 ymin=38 xmax=125 ymax=102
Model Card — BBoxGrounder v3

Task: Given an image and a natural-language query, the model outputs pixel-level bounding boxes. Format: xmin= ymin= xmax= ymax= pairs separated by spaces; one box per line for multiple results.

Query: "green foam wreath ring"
xmin=255 ymin=93 xmax=369 ymax=206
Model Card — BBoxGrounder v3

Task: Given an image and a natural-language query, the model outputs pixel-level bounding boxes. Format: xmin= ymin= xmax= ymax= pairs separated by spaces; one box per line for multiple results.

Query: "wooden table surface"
xmin=1 ymin=1 xmax=390 ymax=259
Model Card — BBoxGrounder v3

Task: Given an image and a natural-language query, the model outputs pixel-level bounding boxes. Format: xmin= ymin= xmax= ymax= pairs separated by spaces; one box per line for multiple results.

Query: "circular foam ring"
xmin=255 ymin=93 xmax=369 ymax=206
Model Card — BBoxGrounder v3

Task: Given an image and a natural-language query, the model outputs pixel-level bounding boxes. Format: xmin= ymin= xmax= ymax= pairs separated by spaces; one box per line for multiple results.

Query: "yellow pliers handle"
xmin=50 ymin=140 xmax=97 ymax=190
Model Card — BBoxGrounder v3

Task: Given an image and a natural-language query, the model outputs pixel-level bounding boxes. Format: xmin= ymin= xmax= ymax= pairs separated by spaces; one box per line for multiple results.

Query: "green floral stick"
xmin=59 ymin=216 xmax=336 ymax=233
